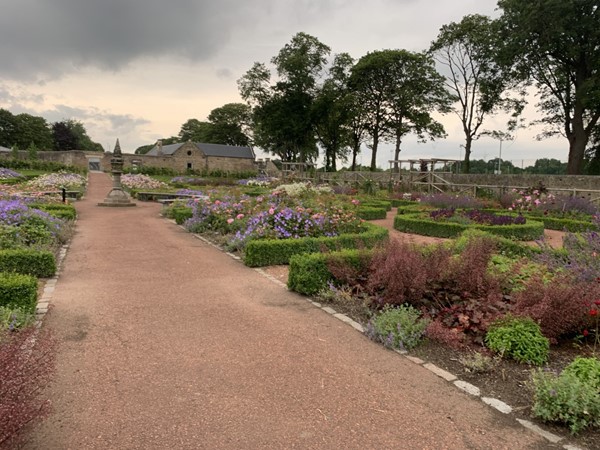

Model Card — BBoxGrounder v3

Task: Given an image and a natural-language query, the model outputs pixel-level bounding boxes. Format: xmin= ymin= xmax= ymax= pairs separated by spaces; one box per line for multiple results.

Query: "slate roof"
xmin=146 ymin=142 xmax=255 ymax=159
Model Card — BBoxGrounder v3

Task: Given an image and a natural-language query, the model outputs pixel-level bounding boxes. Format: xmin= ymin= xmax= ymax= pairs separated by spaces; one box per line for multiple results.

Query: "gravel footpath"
xmin=26 ymin=173 xmax=554 ymax=449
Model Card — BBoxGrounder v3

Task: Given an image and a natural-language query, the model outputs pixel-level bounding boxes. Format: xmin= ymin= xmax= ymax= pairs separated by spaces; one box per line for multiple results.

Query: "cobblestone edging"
xmin=170 ymin=219 xmax=586 ymax=450
xmin=35 ymin=242 xmax=70 ymax=324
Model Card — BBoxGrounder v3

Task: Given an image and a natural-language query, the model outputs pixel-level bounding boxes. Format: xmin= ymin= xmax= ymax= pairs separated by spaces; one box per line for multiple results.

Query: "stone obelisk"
xmin=98 ymin=139 xmax=136 ymax=207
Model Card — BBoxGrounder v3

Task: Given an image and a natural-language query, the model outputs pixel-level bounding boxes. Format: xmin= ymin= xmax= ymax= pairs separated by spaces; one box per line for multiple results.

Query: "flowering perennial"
xmin=25 ymin=172 xmax=86 ymax=190
xmin=0 ymin=168 xmax=24 ymax=179
xmin=121 ymin=174 xmax=167 ymax=190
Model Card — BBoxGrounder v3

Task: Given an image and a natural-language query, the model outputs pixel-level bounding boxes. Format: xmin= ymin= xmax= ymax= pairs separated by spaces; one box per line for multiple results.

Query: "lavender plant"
xmin=420 ymin=193 xmax=484 ymax=209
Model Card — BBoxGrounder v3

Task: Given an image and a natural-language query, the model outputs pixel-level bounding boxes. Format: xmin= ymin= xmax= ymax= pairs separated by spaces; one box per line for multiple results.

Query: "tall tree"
xmin=0 ymin=109 xmax=17 ymax=148
xmin=349 ymin=50 xmax=450 ymax=171
xmin=178 ymin=119 xmax=213 ymax=142
xmin=497 ymin=0 xmax=600 ymax=175
xmin=385 ymin=50 xmax=452 ymax=172
xmin=207 ymin=103 xmax=252 ymax=146
xmin=312 ymin=53 xmax=354 ymax=171
xmin=239 ymin=32 xmax=331 ymax=163
xmin=13 ymin=114 xmax=53 ymax=150
xmin=430 ymin=14 xmax=520 ymax=173
xmin=348 ymin=51 xmax=392 ymax=171
xmin=52 ymin=119 xmax=102 ymax=151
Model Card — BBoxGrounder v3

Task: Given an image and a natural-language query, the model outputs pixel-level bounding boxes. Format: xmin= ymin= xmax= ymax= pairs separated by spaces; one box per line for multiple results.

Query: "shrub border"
xmin=243 ymin=223 xmax=388 ymax=267
xmin=394 ymin=213 xmax=545 ymax=241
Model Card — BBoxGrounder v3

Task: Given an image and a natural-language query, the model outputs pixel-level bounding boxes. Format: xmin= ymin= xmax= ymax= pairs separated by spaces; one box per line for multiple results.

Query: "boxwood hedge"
xmin=0 ymin=249 xmax=56 ymax=278
xmin=394 ymin=213 xmax=544 ymax=241
xmin=288 ymin=249 xmax=373 ymax=295
xmin=357 ymin=206 xmax=387 ymax=220
xmin=243 ymin=223 xmax=388 ymax=267
xmin=0 ymin=272 xmax=38 ymax=313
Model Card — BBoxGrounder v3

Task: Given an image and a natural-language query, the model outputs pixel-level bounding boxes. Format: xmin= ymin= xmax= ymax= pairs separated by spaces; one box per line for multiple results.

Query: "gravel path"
xmin=26 ymin=173 xmax=554 ymax=449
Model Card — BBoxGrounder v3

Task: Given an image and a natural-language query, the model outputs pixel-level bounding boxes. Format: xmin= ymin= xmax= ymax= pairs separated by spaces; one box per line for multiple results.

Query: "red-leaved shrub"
xmin=0 ymin=326 xmax=56 ymax=448
xmin=425 ymin=319 xmax=466 ymax=350
xmin=512 ymin=274 xmax=598 ymax=343
xmin=367 ymin=240 xmax=451 ymax=306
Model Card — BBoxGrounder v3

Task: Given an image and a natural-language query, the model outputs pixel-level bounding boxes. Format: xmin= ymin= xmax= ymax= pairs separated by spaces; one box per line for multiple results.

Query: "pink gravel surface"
xmin=26 ymin=173 xmax=557 ymax=449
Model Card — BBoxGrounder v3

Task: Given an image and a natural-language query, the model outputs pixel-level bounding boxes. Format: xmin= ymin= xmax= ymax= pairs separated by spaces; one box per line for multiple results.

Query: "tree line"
xmin=166 ymin=0 xmax=598 ymax=175
xmin=0 ymin=109 xmax=102 ymax=152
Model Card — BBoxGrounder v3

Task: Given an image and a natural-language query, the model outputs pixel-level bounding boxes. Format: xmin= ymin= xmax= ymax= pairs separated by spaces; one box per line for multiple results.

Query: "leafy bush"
xmin=424 ymin=319 xmax=466 ymax=350
xmin=0 ymin=326 xmax=56 ymax=448
xmin=30 ymin=203 xmax=77 ymax=221
xmin=532 ymin=370 xmax=600 ymax=434
xmin=244 ymin=223 xmax=387 ymax=267
xmin=537 ymin=231 xmax=600 ymax=282
xmin=0 ymin=250 xmax=56 ymax=278
xmin=394 ymin=213 xmax=544 ymax=240
xmin=365 ymin=305 xmax=429 ymax=351
xmin=121 ymin=174 xmax=168 ymax=190
xmin=356 ymin=206 xmax=387 ymax=220
xmin=562 ymin=357 xmax=600 ymax=391
xmin=0 ymin=306 xmax=33 ymax=331
xmin=485 ymin=316 xmax=549 ymax=365
xmin=512 ymin=274 xmax=596 ymax=343
xmin=0 ymin=273 xmax=38 ymax=313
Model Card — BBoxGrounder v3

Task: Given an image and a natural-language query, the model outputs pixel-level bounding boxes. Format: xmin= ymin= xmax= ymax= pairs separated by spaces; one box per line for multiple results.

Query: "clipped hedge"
xmin=31 ymin=203 xmax=77 ymax=221
xmin=0 ymin=272 xmax=38 ymax=313
xmin=243 ymin=223 xmax=388 ymax=267
xmin=0 ymin=249 xmax=57 ymax=278
xmin=394 ymin=213 xmax=545 ymax=241
xmin=357 ymin=206 xmax=387 ymax=220
xmin=390 ymin=199 xmax=418 ymax=207
xmin=360 ymin=200 xmax=392 ymax=211
xmin=288 ymin=249 xmax=373 ymax=295
xmin=483 ymin=209 xmax=596 ymax=233
xmin=454 ymin=229 xmax=542 ymax=258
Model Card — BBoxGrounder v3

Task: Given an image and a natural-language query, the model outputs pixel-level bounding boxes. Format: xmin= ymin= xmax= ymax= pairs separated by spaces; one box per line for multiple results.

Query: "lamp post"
xmin=497 ymin=138 xmax=503 ymax=174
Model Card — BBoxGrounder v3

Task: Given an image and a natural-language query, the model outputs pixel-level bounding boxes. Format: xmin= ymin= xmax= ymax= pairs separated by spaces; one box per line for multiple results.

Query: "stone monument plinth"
xmin=98 ymin=139 xmax=136 ymax=207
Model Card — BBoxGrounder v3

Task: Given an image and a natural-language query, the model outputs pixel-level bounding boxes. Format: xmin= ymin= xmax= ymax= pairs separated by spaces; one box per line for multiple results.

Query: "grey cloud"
xmin=0 ymin=0 xmax=270 ymax=79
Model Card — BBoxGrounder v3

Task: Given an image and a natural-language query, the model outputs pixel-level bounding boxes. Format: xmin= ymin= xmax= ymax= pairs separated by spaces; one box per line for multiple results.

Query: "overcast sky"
xmin=0 ymin=0 xmax=566 ymax=168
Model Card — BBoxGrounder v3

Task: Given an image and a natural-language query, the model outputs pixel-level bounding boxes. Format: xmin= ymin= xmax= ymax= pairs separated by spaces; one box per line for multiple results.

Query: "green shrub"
xmin=365 ymin=304 xmax=429 ymax=351
xmin=0 ymin=273 xmax=38 ymax=313
xmin=0 ymin=305 xmax=33 ymax=330
xmin=532 ymin=370 xmax=600 ymax=434
xmin=390 ymin=199 xmax=417 ymax=207
xmin=562 ymin=357 xmax=600 ymax=391
xmin=243 ymin=223 xmax=388 ymax=267
xmin=171 ymin=207 xmax=193 ymax=225
xmin=360 ymin=199 xmax=392 ymax=211
xmin=454 ymin=229 xmax=541 ymax=258
xmin=485 ymin=316 xmax=549 ymax=365
xmin=394 ymin=213 xmax=545 ymax=241
xmin=288 ymin=249 xmax=373 ymax=295
xmin=357 ymin=206 xmax=387 ymax=220
xmin=31 ymin=203 xmax=77 ymax=221
xmin=0 ymin=249 xmax=56 ymax=278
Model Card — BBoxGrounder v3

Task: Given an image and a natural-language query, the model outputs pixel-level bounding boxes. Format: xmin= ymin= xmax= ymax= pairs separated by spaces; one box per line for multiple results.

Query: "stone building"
xmin=143 ymin=141 xmax=256 ymax=173
xmin=0 ymin=141 xmax=279 ymax=175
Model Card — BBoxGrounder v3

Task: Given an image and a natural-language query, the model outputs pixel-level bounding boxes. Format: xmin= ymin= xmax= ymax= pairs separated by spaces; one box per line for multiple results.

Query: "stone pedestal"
xmin=98 ymin=139 xmax=136 ymax=207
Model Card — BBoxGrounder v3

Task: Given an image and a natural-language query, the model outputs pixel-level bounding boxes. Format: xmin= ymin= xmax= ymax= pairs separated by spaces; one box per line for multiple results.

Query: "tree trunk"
xmin=370 ymin=132 xmax=379 ymax=172
xmin=393 ymin=133 xmax=402 ymax=173
xmin=566 ymin=108 xmax=589 ymax=175
xmin=462 ymin=135 xmax=473 ymax=174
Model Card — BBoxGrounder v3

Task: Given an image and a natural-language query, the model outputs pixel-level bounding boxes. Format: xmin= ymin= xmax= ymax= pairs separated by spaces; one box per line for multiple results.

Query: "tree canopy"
xmin=497 ymin=0 xmax=600 ymax=174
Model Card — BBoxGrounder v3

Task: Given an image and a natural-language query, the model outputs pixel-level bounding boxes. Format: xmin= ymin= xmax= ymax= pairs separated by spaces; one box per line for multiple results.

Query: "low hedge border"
xmin=360 ymin=200 xmax=392 ymax=211
xmin=394 ymin=213 xmax=545 ymax=241
xmin=288 ymin=249 xmax=373 ymax=296
xmin=482 ymin=209 xmax=596 ymax=233
xmin=357 ymin=206 xmax=387 ymax=220
xmin=0 ymin=249 xmax=57 ymax=278
xmin=30 ymin=203 xmax=77 ymax=221
xmin=243 ymin=223 xmax=388 ymax=267
xmin=0 ymin=272 xmax=38 ymax=313
xmin=390 ymin=199 xmax=418 ymax=207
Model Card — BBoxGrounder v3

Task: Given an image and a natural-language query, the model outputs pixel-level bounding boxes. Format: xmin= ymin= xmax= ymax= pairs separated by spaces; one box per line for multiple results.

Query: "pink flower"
xmin=351 ymin=199 xmax=360 ymax=206
xmin=534 ymin=199 xmax=541 ymax=206
xmin=236 ymin=213 xmax=244 ymax=220
xmin=268 ymin=208 xmax=275 ymax=215
xmin=215 ymin=200 xmax=221 ymax=205
xmin=227 ymin=218 xmax=234 ymax=224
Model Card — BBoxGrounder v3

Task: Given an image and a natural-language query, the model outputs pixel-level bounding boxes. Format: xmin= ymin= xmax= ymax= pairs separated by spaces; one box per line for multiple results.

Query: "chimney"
xmin=156 ymin=140 xmax=163 ymax=156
